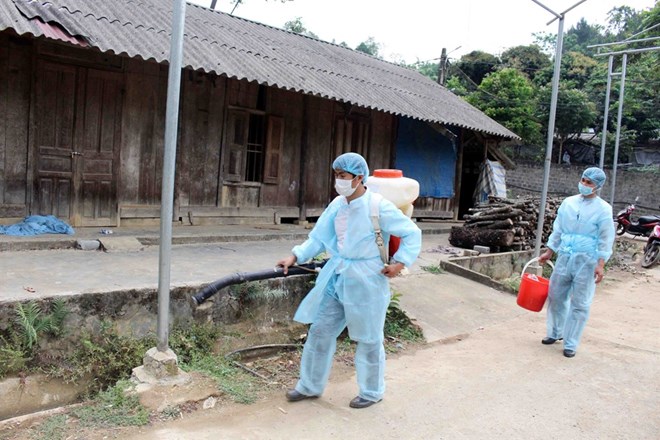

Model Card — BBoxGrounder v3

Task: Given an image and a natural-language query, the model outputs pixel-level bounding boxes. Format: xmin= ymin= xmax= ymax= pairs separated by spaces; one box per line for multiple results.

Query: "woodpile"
xmin=449 ymin=196 xmax=561 ymax=252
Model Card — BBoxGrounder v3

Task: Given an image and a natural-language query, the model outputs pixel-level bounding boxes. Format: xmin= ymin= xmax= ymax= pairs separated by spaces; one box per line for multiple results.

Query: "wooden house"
xmin=0 ymin=0 xmax=518 ymax=227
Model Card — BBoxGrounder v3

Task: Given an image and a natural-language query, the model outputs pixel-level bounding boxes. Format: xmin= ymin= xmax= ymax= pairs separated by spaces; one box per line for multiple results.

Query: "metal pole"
xmin=531 ymin=0 xmax=561 ymax=19
xmin=534 ymin=14 xmax=565 ymax=258
xmin=609 ymin=53 xmax=627 ymax=207
xmin=588 ymin=35 xmax=660 ymax=49
xmin=594 ymin=46 xmax=660 ymax=57
xmin=599 ymin=55 xmax=613 ymax=170
xmin=157 ymin=0 xmax=186 ymax=353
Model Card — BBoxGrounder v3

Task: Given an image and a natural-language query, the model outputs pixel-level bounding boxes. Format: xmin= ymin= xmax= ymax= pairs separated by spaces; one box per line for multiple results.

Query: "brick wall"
xmin=506 ymin=163 xmax=660 ymax=216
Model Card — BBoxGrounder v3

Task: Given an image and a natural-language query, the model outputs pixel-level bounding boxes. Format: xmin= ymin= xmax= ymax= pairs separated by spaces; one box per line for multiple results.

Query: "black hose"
xmin=191 ymin=260 xmax=327 ymax=306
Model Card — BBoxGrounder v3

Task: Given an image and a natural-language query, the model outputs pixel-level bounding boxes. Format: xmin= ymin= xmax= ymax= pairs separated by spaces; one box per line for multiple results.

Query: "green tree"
xmin=501 ymin=45 xmax=551 ymax=81
xmin=606 ymin=6 xmax=645 ymax=38
xmin=639 ymin=2 xmax=660 ymax=36
xmin=561 ymin=51 xmax=599 ymax=89
xmin=409 ymin=60 xmax=439 ymax=82
xmin=283 ymin=17 xmax=318 ymax=38
xmin=355 ymin=37 xmax=381 ymax=58
xmin=331 ymin=39 xmax=351 ymax=49
xmin=445 ymin=76 xmax=469 ymax=97
xmin=532 ymin=31 xmax=557 ymax=56
xmin=466 ymin=68 xmax=542 ymax=146
xmin=537 ymin=84 xmax=597 ymax=163
xmin=563 ymin=18 xmax=607 ymax=54
xmin=455 ymin=51 xmax=499 ymax=86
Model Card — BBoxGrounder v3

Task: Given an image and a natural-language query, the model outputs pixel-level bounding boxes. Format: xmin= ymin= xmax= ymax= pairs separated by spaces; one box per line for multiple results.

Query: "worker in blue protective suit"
xmin=277 ymin=152 xmax=422 ymax=409
xmin=538 ymin=167 xmax=615 ymax=358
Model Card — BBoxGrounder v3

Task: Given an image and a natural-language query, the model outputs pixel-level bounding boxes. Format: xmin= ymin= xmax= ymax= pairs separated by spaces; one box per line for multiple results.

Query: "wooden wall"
xmin=0 ymin=34 xmax=31 ymax=219
xmin=119 ymin=59 xmax=168 ymax=210
xmin=0 ymin=32 xmax=401 ymax=226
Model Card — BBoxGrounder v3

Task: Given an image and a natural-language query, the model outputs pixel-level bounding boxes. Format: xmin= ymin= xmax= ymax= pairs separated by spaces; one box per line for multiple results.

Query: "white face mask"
xmin=335 ymin=177 xmax=357 ymax=197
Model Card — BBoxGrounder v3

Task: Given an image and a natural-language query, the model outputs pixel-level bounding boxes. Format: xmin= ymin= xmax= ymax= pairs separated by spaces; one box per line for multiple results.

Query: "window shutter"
xmin=263 ymin=115 xmax=284 ymax=184
xmin=224 ymin=110 xmax=249 ymax=182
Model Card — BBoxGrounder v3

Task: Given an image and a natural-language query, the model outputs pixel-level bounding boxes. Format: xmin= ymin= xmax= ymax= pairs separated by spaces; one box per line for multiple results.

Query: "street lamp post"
xmin=531 ymin=0 xmax=587 ymax=260
xmin=133 ymin=0 xmax=188 ymax=385
xmin=598 ymin=56 xmax=613 ymax=170
xmin=157 ymin=0 xmax=186 ymax=353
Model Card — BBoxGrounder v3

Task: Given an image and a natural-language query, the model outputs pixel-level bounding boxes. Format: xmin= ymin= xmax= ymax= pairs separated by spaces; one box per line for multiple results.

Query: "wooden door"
xmin=33 ymin=62 xmax=121 ymax=226
xmin=34 ymin=62 xmax=78 ymax=221
xmin=77 ymin=69 xmax=122 ymax=226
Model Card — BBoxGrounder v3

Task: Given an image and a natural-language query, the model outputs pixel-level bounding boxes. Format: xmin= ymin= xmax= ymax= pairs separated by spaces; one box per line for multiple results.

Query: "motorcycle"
xmin=641 ymin=224 xmax=660 ymax=268
xmin=614 ymin=198 xmax=660 ymax=237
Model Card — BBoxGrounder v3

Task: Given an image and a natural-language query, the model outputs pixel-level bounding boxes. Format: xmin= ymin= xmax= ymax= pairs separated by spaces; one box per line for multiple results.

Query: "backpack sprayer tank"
xmin=367 ymin=169 xmax=420 ymax=256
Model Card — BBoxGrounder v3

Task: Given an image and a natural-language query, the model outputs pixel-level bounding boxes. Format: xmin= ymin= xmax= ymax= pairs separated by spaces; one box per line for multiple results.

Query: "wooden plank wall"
xmin=368 ymin=110 xmax=395 ymax=172
xmin=301 ymin=97 xmax=335 ymax=212
xmin=0 ymin=34 xmax=400 ymax=224
xmin=177 ymin=71 xmax=225 ymax=208
xmin=261 ymin=87 xmax=303 ymax=208
xmin=0 ymin=34 xmax=31 ymax=219
xmin=119 ymin=59 xmax=168 ymax=207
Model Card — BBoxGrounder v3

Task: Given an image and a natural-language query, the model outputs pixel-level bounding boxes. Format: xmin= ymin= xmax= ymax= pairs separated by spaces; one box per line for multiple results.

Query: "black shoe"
xmin=349 ymin=396 xmax=381 ymax=409
xmin=285 ymin=389 xmax=317 ymax=402
xmin=563 ymin=349 xmax=576 ymax=358
xmin=542 ymin=337 xmax=563 ymax=345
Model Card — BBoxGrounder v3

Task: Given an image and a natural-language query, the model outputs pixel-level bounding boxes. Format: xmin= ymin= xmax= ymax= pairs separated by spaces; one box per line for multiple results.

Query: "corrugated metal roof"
xmin=1 ymin=0 xmax=519 ymax=139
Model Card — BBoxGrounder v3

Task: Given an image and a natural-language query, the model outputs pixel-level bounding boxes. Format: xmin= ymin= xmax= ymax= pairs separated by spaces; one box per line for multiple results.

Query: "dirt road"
xmin=113 ymin=263 xmax=659 ymax=440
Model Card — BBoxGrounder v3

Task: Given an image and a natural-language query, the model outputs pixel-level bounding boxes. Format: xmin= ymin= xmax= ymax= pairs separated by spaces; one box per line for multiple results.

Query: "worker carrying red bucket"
xmin=530 ymin=167 xmax=615 ymax=359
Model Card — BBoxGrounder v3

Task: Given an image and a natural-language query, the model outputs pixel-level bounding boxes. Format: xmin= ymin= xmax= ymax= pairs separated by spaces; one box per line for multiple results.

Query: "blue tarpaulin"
xmin=394 ymin=118 xmax=456 ymax=198
xmin=473 ymin=160 xmax=507 ymax=204
xmin=0 ymin=215 xmax=75 ymax=236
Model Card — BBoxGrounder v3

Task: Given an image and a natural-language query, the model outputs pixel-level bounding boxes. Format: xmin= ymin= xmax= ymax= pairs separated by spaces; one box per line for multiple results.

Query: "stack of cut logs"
xmin=449 ymin=196 xmax=561 ymax=252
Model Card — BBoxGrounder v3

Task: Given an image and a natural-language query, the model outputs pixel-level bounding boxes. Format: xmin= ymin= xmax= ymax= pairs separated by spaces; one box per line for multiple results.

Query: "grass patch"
xmin=385 ymin=291 xmax=424 ymax=343
xmin=184 ymin=354 xmax=259 ymax=404
xmin=71 ymin=380 xmax=149 ymax=428
xmin=500 ymin=276 xmax=521 ymax=292
xmin=169 ymin=322 xmax=221 ymax=365
xmin=47 ymin=321 xmax=153 ymax=394
xmin=0 ymin=299 xmax=68 ymax=379
xmin=421 ymin=264 xmax=444 ymax=274
xmin=159 ymin=405 xmax=183 ymax=421
xmin=30 ymin=414 xmax=68 ymax=440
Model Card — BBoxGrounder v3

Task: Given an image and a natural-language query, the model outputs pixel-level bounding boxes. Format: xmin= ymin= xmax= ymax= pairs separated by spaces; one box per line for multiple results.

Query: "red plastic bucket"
xmin=517 ymin=258 xmax=554 ymax=312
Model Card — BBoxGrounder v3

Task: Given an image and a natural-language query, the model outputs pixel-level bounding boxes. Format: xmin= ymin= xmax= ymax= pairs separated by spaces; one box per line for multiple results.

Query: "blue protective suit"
xmin=291 ymin=189 xmax=421 ymax=401
xmin=545 ymin=194 xmax=615 ymax=351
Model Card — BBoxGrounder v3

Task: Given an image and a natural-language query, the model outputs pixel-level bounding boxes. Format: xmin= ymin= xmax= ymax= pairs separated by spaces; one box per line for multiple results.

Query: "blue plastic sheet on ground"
xmin=0 ymin=215 xmax=75 ymax=236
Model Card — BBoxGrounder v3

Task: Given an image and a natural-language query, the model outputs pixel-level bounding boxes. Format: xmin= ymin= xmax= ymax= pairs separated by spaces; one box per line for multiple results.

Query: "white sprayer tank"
xmin=368 ymin=169 xmax=420 ymax=218
xmin=368 ymin=169 xmax=419 ymax=258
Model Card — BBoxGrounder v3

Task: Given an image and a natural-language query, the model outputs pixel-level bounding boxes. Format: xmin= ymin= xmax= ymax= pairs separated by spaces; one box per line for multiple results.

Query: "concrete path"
xmin=0 ymin=223 xmax=458 ymax=302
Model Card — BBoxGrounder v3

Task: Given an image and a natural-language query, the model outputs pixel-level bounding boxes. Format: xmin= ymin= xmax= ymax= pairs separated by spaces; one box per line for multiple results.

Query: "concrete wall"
xmin=506 ymin=163 xmax=660 ymax=216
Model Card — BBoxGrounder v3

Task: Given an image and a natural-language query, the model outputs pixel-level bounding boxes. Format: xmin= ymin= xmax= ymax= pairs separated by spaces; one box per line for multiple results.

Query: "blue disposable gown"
xmin=292 ymin=189 xmax=422 ymax=344
xmin=547 ymin=194 xmax=614 ymax=262
xmin=545 ymin=194 xmax=615 ymax=350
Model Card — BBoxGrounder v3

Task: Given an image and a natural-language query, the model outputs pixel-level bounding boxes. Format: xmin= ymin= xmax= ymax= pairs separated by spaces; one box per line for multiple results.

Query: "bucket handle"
xmin=521 ymin=257 xmax=554 ymax=278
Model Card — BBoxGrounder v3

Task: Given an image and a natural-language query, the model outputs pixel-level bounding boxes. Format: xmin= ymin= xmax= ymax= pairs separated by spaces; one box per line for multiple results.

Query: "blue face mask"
xmin=578 ymin=182 xmax=594 ymax=196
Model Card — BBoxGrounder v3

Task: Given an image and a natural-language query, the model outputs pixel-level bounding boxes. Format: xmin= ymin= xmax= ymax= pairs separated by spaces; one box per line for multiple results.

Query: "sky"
xmin=187 ymin=0 xmax=656 ymax=63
